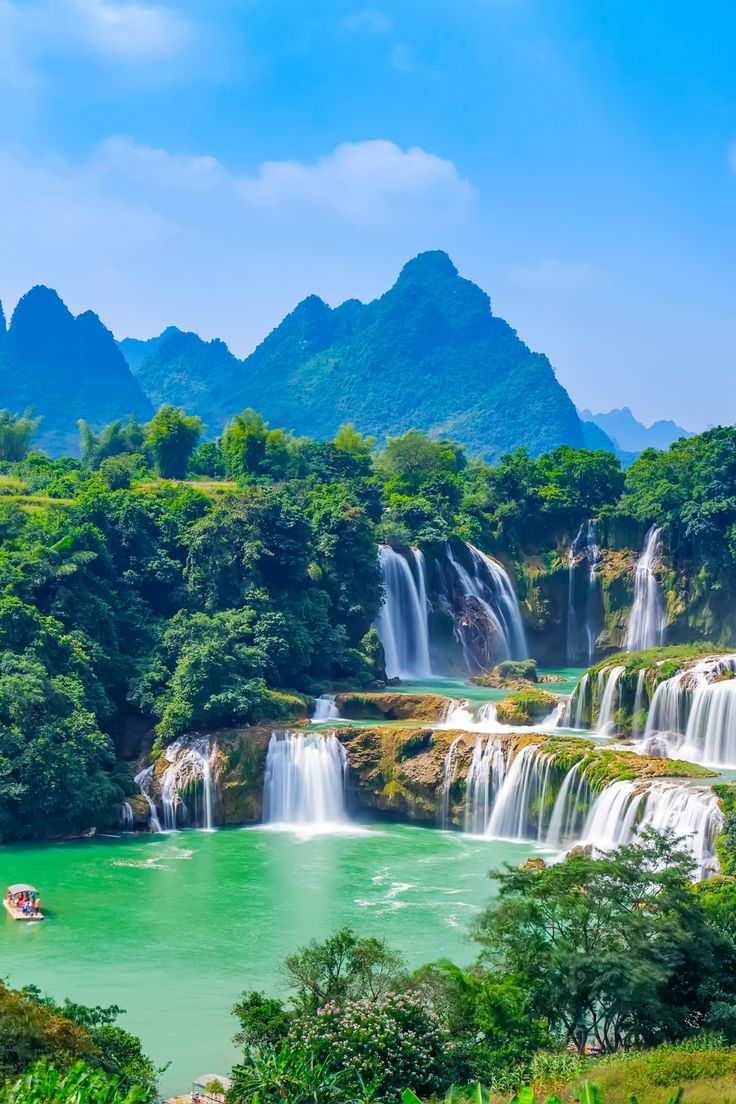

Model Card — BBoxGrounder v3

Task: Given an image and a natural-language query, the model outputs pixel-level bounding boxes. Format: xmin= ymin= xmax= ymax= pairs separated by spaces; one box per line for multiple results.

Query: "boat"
xmin=4 ymin=883 xmax=45 ymax=921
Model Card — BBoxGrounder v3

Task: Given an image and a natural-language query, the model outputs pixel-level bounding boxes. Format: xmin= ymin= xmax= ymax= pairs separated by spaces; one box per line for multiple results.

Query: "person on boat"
xmin=33 ymin=897 xmax=40 ymax=915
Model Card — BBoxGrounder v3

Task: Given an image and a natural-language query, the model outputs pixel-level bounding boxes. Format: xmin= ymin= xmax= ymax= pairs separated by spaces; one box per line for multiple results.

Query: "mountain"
xmin=0 ymin=286 xmax=153 ymax=455
xmin=123 ymin=251 xmax=589 ymax=460
xmin=580 ymin=406 xmax=693 ymax=454
xmin=119 ymin=327 xmax=241 ymax=433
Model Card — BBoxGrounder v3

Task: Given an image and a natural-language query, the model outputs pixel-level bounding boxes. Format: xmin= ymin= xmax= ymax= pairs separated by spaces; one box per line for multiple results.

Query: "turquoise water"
xmin=392 ymin=667 xmax=585 ymax=702
xmin=0 ymin=823 xmax=548 ymax=1093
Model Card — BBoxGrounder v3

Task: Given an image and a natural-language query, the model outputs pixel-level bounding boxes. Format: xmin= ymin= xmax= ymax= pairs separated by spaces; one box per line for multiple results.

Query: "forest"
xmin=0 ymin=406 xmax=734 ymax=842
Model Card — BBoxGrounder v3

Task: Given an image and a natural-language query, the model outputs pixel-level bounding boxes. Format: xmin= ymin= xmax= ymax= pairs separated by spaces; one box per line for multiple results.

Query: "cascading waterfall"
xmin=438 ymin=735 xmax=463 ymax=828
xmin=134 ymin=765 xmax=162 ymax=833
xmin=444 ymin=543 xmax=527 ymax=670
xmin=581 ymin=780 xmax=721 ymax=879
xmin=567 ymin=520 xmax=601 ymax=665
xmin=642 ymin=654 xmax=736 ymax=768
xmin=463 ymin=737 xmax=506 ymax=834
xmin=596 ymin=665 xmax=625 ymax=733
xmin=312 ymin=695 xmax=340 ymax=722
xmin=119 ymin=801 xmax=134 ymax=832
xmin=631 ymin=668 xmax=648 ymax=739
xmin=159 ymin=737 xmax=218 ymax=831
xmin=545 ymin=762 xmax=589 ymax=847
xmin=441 ymin=699 xmax=561 ymax=734
xmin=559 ymin=672 xmax=590 ymax=729
xmin=374 ymin=546 xmax=433 ymax=680
xmin=625 ymin=526 xmax=667 ymax=652
xmin=263 ymin=731 xmax=347 ymax=827
xmin=486 ymin=745 xmax=554 ymax=841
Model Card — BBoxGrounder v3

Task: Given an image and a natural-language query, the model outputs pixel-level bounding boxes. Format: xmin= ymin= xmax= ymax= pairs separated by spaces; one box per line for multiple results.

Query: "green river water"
xmin=0 ymin=823 xmax=551 ymax=1093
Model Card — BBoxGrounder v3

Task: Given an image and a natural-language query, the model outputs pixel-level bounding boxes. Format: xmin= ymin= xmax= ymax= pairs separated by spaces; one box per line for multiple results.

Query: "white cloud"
xmin=341 ymin=8 xmax=392 ymax=34
xmin=0 ymin=0 xmax=190 ymax=78
xmin=511 ymin=257 xmax=604 ymax=292
xmin=238 ymin=140 xmax=473 ymax=224
xmin=72 ymin=0 xmax=191 ymax=59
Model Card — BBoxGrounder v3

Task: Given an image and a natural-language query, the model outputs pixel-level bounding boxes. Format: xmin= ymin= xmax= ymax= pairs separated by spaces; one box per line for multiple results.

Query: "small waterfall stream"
xmin=567 ymin=520 xmax=601 ymax=665
xmin=159 ymin=737 xmax=218 ymax=831
xmin=625 ymin=526 xmax=667 ymax=651
xmin=134 ymin=765 xmax=163 ymax=833
xmin=438 ymin=735 xmax=463 ymax=828
xmin=263 ymin=731 xmax=347 ymax=827
xmin=119 ymin=801 xmax=134 ymax=833
xmin=374 ymin=546 xmax=433 ymax=679
xmin=312 ymin=695 xmax=340 ymax=722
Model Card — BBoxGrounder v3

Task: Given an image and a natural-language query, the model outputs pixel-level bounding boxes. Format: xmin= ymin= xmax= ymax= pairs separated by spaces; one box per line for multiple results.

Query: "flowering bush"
xmin=291 ymin=992 xmax=448 ymax=1100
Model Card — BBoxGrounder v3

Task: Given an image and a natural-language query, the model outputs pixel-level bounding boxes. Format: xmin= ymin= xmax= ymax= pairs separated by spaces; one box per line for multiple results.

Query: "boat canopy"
xmin=8 ymin=884 xmax=38 ymax=894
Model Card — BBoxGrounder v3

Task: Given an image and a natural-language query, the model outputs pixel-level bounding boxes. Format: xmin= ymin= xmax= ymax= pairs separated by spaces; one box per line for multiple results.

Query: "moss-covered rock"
xmin=335 ymin=692 xmax=449 ymax=723
xmin=496 ymin=689 xmax=558 ymax=725
xmin=468 ymin=659 xmax=538 ymax=689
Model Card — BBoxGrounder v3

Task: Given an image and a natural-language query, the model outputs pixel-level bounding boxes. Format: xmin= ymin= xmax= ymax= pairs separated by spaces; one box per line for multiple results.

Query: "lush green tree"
xmin=144 ymin=406 xmax=203 ymax=479
xmin=472 ymin=831 xmax=735 ymax=1054
xmin=232 ymin=992 xmax=291 ymax=1054
xmin=221 ymin=409 xmax=295 ymax=483
xmin=0 ymin=410 xmax=41 ymax=462
xmin=283 ymin=927 xmax=407 ymax=1014
xmin=79 ymin=417 xmax=146 ymax=470
xmin=0 ymin=984 xmax=95 ymax=1083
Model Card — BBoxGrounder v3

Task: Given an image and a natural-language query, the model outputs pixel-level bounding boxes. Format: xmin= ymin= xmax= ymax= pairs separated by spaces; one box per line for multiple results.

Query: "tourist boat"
xmin=4 ymin=884 xmax=44 ymax=921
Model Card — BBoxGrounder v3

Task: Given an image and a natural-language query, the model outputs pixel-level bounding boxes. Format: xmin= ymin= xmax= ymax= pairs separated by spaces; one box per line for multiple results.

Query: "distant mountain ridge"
xmin=0 ymin=286 xmax=152 ymax=455
xmin=121 ymin=251 xmax=605 ymax=461
xmin=580 ymin=406 xmax=693 ymax=454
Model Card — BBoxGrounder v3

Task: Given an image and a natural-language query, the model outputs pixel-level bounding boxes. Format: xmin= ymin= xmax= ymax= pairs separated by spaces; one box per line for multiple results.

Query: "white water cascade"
xmin=567 ymin=520 xmax=601 ymax=665
xmin=463 ymin=737 xmax=506 ymax=833
xmin=263 ymin=731 xmax=347 ymax=828
xmin=374 ymin=546 xmax=433 ymax=680
xmin=559 ymin=672 xmax=590 ymax=729
xmin=625 ymin=526 xmax=667 ymax=652
xmin=134 ymin=765 xmax=163 ymax=833
xmin=596 ymin=665 xmax=626 ymax=733
xmin=119 ymin=801 xmax=134 ymax=832
xmin=581 ymin=779 xmax=721 ymax=879
xmin=159 ymin=737 xmax=218 ymax=831
xmin=642 ymin=655 xmax=736 ymax=768
xmin=545 ymin=762 xmax=589 ymax=847
xmin=444 ymin=543 xmax=527 ymax=670
xmin=486 ymin=745 xmax=555 ymax=841
xmin=441 ymin=699 xmax=562 ymax=734
xmin=312 ymin=695 xmax=340 ymax=722
xmin=439 ymin=735 xmax=463 ymax=828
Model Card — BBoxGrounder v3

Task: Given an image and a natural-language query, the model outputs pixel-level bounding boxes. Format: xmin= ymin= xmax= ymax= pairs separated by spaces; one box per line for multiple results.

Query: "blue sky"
xmin=1 ymin=0 xmax=734 ymax=429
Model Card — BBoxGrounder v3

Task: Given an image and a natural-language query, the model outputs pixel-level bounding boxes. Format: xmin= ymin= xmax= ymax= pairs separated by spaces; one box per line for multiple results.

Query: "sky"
xmin=1 ymin=0 xmax=735 ymax=430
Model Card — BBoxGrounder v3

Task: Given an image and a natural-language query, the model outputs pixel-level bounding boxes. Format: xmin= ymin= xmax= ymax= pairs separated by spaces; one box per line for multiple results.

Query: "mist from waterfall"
xmin=567 ymin=520 xmax=601 ymax=665
xmin=374 ymin=546 xmax=433 ymax=680
xmin=625 ymin=526 xmax=667 ymax=652
xmin=263 ymin=731 xmax=347 ymax=829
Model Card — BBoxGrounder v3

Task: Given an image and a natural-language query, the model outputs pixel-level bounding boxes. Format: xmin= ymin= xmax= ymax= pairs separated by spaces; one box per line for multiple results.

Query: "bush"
xmin=292 ymin=992 xmax=448 ymax=1100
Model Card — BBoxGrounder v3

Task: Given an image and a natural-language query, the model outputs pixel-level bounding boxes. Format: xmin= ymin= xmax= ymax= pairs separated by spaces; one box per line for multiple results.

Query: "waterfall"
xmin=159 ymin=737 xmax=218 ymax=830
xmin=438 ymin=736 xmax=463 ymax=828
xmin=567 ymin=520 xmax=601 ymax=665
xmin=642 ymin=654 xmax=736 ymax=768
xmin=560 ymin=672 xmax=590 ymax=729
xmin=263 ymin=731 xmax=347 ymax=827
xmin=486 ymin=745 xmax=554 ymax=841
xmin=625 ymin=526 xmax=667 ymax=652
xmin=581 ymin=780 xmax=721 ymax=879
xmin=312 ymin=694 xmax=340 ymax=722
xmin=596 ymin=665 xmax=625 ymax=733
xmin=442 ymin=699 xmax=561 ymax=734
xmin=631 ymin=669 xmax=648 ymax=739
xmin=463 ymin=737 xmax=506 ymax=834
xmin=134 ymin=765 xmax=162 ymax=833
xmin=119 ymin=801 xmax=134 ymax=833
xmin=444 ymin=543 xmax=527 ymax=670
xmin=545 ymin=762 xmax=589 ymax=847
xmin=374 ymin=546 xmax=433 ymax=680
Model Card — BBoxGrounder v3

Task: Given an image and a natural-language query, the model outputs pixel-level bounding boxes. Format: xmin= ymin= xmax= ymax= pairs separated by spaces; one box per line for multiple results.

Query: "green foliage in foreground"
xmin=0 ymin=1061 xmax=141 ymax=1104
